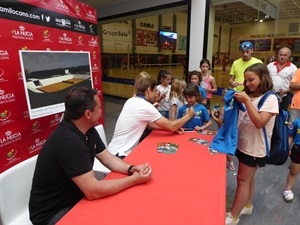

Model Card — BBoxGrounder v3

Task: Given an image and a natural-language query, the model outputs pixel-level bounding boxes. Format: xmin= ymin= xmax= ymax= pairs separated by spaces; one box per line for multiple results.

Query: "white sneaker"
xmin=240 ymin=205 xmax=253 ymax=216
xmin=283 ymin=189 xmax=294 ymax=201
xmin=225 ymin=212 xmax=239 ymax=225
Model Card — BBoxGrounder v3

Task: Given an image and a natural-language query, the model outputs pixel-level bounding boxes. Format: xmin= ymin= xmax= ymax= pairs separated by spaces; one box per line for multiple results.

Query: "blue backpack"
xmin=258 ymin=91 xmax=290 ymax=165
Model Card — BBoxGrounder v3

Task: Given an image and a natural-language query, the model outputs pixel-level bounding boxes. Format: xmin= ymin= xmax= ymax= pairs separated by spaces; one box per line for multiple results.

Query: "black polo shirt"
xmin=29 ymin=119 xmax=105 ymax=225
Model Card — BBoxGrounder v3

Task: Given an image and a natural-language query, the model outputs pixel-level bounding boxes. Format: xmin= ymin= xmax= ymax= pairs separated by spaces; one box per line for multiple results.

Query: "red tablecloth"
xmin=58 ymin=131 xmax=226 ymax=225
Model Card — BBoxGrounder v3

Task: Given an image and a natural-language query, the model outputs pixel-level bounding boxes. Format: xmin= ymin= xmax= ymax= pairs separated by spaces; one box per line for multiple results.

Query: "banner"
xmin=0 ymin=0 xmax=103 ymax=173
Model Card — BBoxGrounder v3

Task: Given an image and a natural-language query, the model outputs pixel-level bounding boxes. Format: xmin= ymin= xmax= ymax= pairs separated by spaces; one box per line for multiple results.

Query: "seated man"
xmin=29 ymin=87 xmax=152 ymax=225
xmin=108 ymin=78 xmax=195 ymax=158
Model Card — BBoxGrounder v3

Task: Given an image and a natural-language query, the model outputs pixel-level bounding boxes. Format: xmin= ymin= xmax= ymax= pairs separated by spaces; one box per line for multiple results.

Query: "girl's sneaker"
xmin=225 ymin=212 xmax=239 ymax=225
xmin=283 ymin=189 xmax=294 ymax=201
xmin=240 ymin=204 xmax=253 ymax=216
xmin=227 ymin=161 xmax=235 ymax=171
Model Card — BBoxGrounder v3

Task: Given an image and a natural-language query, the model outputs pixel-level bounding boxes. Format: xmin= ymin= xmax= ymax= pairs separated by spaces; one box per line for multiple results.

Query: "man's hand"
xmin=131 ymin=163 xmax=152 ymax=184
xmin=185 ymin=107 xmax=195 ymax=118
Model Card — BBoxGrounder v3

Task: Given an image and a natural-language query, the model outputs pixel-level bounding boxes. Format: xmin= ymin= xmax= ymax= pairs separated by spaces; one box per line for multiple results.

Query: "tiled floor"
xmin=103 ymin=82 xmax=300 ymax=224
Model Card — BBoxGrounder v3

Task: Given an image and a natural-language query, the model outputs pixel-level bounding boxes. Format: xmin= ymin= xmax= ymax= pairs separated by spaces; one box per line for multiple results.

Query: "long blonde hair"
xmin=133 ymin=71 xmax=151 ymax=96
xmin=169 ymin=78 xmax=186 ymax=103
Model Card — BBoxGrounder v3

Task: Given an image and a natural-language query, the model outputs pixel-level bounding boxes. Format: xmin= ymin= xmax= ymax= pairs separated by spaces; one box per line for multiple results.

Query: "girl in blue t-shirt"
xmin=177 ymin=83 xmax=212 ymax=131
xmin=188 ymin=70 xmax=207 ymax=105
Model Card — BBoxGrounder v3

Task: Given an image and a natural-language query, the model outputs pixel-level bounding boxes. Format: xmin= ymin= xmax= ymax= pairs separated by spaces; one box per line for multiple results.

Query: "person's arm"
xmin=290 ymin=82 xmax=300 ymax=91
xmin=207 ymin=77 xmax=217 ymax=93
xmin=169 ymin=104 xmax=177 ymax=121
xmin=234 ymin=92 xmax=277 ymax=128
xmin=73 ymin=150 xmax=152 ymax=200
xmin=211 ymin=107 xmax=224 ymax=128
xmin=148 ymin=107 xmax=194 ymax=132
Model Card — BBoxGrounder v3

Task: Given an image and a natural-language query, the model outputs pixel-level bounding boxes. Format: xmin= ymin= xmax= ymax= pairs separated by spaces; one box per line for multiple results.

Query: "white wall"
xmin=188 ymin=0 xmax=206 ymax=71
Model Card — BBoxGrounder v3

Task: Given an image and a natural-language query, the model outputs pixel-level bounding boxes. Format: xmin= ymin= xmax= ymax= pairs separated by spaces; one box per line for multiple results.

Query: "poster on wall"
xmin=0 ymin=0 xmax=102 ymax=173
xmin=136 ymin=29 xmax=158 ymax=47
xmin=20 ymin=50 xmax=93 ymax=119
xmin=273 ymin=38 xmax=300 ymax=52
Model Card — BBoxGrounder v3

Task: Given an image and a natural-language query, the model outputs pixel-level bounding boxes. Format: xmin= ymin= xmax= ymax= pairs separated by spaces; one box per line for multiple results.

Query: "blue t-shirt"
xmin=198 ymin=86 xmax=207 ymax=99
xmin=209 ymin=89 xmax=245 ymax=155
xmin=289 ymin=118 xmax=300 ymax=145
xmin=177 ymin=103 xmax=210 ymax=129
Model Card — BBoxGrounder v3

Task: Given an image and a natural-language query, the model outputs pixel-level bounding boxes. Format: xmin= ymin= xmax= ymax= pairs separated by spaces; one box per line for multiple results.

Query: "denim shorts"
xmin=235 ymin=149 xmax=266 ymax=168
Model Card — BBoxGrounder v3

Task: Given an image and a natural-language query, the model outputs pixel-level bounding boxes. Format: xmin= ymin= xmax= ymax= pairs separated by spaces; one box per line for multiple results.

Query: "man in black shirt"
xmin=29 ymin=87 xmax=152 ymax=225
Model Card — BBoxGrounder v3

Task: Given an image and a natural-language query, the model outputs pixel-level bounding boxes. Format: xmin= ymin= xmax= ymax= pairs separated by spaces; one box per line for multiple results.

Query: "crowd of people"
xmin=28 ymin=41 xmax=300 ymax=225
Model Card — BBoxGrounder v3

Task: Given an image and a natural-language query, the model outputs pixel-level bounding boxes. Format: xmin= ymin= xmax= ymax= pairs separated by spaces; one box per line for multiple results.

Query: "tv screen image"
xmin=159 ymin=31 xmax=177 ymax=49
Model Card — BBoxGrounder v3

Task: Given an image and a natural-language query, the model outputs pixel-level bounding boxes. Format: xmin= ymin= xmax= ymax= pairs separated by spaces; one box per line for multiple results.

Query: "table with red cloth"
xmin=57 ymin=130 xmax=226 ymax=225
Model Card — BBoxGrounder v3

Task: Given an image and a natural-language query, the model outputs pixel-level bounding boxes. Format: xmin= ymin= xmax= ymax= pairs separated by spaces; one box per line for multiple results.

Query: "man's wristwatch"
xmin=128 ymin=165 xmax=135 ymax=175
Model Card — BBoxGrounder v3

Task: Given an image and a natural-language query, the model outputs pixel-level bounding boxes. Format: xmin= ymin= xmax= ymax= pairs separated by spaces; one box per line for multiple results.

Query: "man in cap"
xmin=267 ymin=47 xmax=297 ymax=111
xmin=229 ymin=41 xmax=262 ymax=91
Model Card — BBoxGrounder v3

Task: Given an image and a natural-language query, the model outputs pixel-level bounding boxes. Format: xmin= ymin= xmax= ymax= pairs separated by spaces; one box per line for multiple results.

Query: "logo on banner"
xmin=0 ymin=109 xmax=14 ymax=126
xmin=49 ymin=113 xmax=62 ymax=127
xmin=92 ymin=51 xmax=97 ymax=59
xmin=89 ymin=24 xmax=96 ymax=34
xmin=32 ymin=121 xmax=41 ymax=132
xmin=55 ymin=18 xmax=71 ymax=28
xmin=28 ymin=138 xmax=46 ymax=153
xmin=0 ymin=89 xmax=16 ymax=104
xmin=88 ymin=37 xmax=98 ymax=46
xmin=55 ymin=0 xmax=69 ymax=13
xmin=41 ymin=14 xmax=51 ymax=23
xmin=42 ymin=30 xmax=52 ymax=42
xmin=93 ymin=76 xmax=99 ymax=86
xmin=92 ymin=63 xmax=99 ymax=72
xmin=86 ymin=11 xmax=96 ymax=20
xmin=23 ymin=110 xmax=29 ymax=118
xmin=77 ymin=35 xmax=84 ymax=45
xmin=0 ymin=130 xmax=22 ymax=148
xmin=75 ymin=4 xmax=81 ymax=14
xmin=6 ymin=148 xmax=17 ymax=160
xmin=0 ymin=68 xmax=8 ymax=83
xmin=58 ymin=33 xmax=72 ymax=44
xmin=39 ymin=0 xmax=47 ymax=5
xmin=0 ymin=50 xmax=9 ymax=60
xmin=74 ymin=21 xmax=86 ymax=32
xmin=11 ymin=26 xmax=34 ymax=40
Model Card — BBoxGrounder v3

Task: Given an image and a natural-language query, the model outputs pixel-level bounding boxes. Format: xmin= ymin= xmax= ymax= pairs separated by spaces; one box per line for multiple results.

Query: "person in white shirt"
xmin=108 ymin=78 xmax=194 ymax=158
xmin=267 ymin=47 xmax=297 ymax=110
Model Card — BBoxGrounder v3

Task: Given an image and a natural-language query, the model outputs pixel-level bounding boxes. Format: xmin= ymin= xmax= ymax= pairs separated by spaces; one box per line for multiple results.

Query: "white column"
xmin=188 ymin=0 xmax=207 ymax=71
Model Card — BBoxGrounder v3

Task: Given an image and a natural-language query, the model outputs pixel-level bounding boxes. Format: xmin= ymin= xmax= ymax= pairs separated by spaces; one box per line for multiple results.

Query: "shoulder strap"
xmin=257 ymin=91 xmax=278 ymax=157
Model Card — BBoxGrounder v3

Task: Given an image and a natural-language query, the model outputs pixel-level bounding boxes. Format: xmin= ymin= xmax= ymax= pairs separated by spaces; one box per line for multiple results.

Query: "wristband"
xmin=128 ymin=165 xmax=135 ymax=175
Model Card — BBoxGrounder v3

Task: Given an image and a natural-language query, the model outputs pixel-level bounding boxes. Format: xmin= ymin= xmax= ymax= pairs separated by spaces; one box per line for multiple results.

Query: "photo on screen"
xmin=19 ymin=50 xmax=93 ymax=119
xmin=159 ymin=31 xmax=177 ymax=49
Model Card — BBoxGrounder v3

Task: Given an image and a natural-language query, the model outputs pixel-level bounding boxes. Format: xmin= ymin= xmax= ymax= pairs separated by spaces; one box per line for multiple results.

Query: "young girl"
xmin=282 ymin=117 xmax=300 ymax=202
xmin=199 ymin=59 xmax=217 ymax=110
xmin=188 ymin=70 xmax=207 ymax=105
xmin=169 ymin=78 xmax=187 ymax=121
xmin=211 ymin=88 xmax=235 ymax=171
xmin=226 ymin=63 xmax=279 ymax=225
xmin=177 ymin=83 xmax=212 ymax=131
xmin=157 ymin=70 xmax=172 ymax=118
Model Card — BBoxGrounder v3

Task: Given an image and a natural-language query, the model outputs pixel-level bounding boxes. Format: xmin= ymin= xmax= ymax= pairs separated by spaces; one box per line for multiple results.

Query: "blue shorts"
xmin=235 ymin=149 xmax=266 ymax=168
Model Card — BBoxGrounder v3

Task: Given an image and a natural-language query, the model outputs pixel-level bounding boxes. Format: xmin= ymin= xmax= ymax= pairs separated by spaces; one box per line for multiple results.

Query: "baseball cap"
xmin=240 ymin=41 xmax=253 ymax=50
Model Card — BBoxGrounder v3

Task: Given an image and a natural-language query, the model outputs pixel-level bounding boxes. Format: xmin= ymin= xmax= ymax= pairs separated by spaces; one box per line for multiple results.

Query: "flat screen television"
xmin=159 ymin=31 xmax=177 ymax=49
